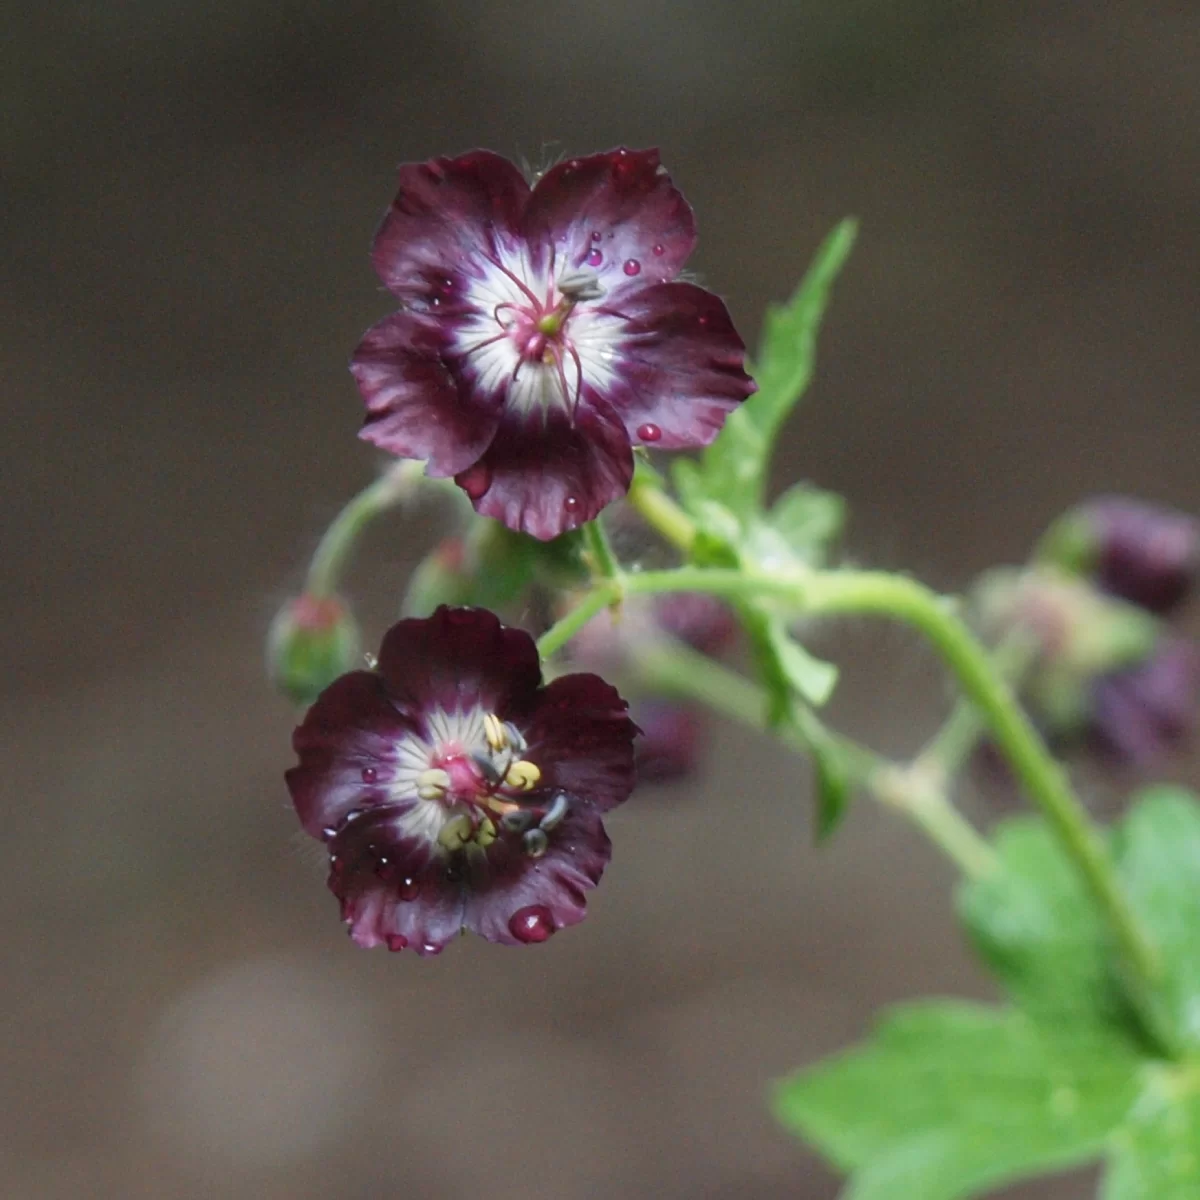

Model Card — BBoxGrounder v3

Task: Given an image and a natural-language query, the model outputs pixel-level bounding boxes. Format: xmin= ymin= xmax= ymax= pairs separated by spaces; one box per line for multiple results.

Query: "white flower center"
xmin=452 ymin=246 xmax=625 ymax=418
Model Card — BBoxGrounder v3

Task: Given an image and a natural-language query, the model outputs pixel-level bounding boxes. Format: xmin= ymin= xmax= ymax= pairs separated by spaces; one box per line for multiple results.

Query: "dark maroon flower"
xmin=1041 ymin=497 xmax=1199 ymax=615
xmin=286 ymin=606 xmax=637 ymax=954
xmin=351 ymin=148 xmax=755 ymax=540
xmin=1090 ymin=637 xmax=1199 ymax=764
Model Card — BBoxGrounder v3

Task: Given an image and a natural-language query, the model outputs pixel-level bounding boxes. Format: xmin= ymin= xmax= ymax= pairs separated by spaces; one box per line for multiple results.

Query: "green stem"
xmin=582 ymin=517 xmax=621 ymax=582
xmin=628 ymin=477 xmax=696 ymax=552
xmin=306 ymin=462 xmax=422 ymax=597
xmin=915 ymin=635 xmax=1038 ymax=784
xmin=800 ymin=570 xmax=1161 ymax=984
xmin=636 ymin=640 xmax=997 ymax=881
xmin=536 ymin=584 xmax=619 ymax=660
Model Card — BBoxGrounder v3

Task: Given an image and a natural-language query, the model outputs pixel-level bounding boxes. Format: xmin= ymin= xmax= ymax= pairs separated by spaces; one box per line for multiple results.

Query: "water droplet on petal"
xmin=458 ymin=462 xmax=492 ymax=499
xmin=698 ymin=315 xmax=709 ymax=326
xmin=564 ymin=495 xmax=581 ymax=514
xmin=509 ymin=905 xmax=556 ymax=943
xmin=421 ymin=942 xmax=443 ymax=956
xmin=590 ymin=231 xmax=603 ymax=242
xmin=652 ymin=243 xmax=665 ymax=256
xmin=637 ymin=423 xmax=662 ymax=443
xmin=585 ymin=248 xmax=603 ymax=267
xmin=386 ymin=933 xmax=408 ymax=951
xmin=399 ymin=877 xmax=421 ymax=901
xmin=361 ymin=766 xmax=377 ymax=784
xmin=623 ymin=258 xmax=641 ymax=276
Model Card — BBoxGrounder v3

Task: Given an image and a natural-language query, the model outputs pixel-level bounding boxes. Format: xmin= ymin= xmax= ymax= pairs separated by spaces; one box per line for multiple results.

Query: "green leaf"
xmin=751 ymin=614 xmax=839 ymax=714
xmin=774 ymin=1001 xmax=1141 ymax=1200
xmin=807 ymin=724 xmax=852 ymax=842
xmin=672 ymin=219 xmax=856 ymax=522
xmin=750 ymin=217 xmax=858 ymax=446
xmin=958 ymin=817 xmax=1125 ymax=1030
xmin=766 ymin=483 xmax=846 ymax=560
xmin=1102 ymin=1069 xmax=1200 ymax=1199
xmin=1114 ymin=787 xmax=1200 ymax=1053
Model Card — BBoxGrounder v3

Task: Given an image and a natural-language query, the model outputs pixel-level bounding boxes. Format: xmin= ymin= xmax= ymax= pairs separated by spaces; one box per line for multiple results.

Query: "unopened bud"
xmin=268 ymin=594 xmax=361 ymax=707
xmin=1039 ymin=497 xmax=1198 ymax=616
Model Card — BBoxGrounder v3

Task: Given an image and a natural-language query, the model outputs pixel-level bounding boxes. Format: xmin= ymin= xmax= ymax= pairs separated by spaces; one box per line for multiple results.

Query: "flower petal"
xmin=602 ymin=282 xmax=755 ymax=448
xmin=458 ymin=402 xmax=634 ymax=540
xmin=462 ymin=804 xmax=612 ymax=945
xmin=371 ymin=151 xmax=530 ymax=306
xmin=376 ymin=606 xmax=543 ymax=720
xmin=523 ymin=148 xmax=695 ymax=292
xmin=286 ymin=671 xmax=419 ymax=838
xmin=519 ymin=673 xmax=638 ymax=814
xmin=329 ymin=809 xmax=465 ymax=954
xmin=352 ymin=311 xmax=502 ymax=476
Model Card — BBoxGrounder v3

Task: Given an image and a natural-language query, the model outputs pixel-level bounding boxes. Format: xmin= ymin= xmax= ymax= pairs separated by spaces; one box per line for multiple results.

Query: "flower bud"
xmin=1039 ymin=497 xmax=1198 ymax=615
xmin=401 ymin=538 xmax=474 ymax=616
xmin=1090 ymin=637 xmax=1199 ymax=763
xmin=632 ymin=701 xmax=704 ymax=784
xmin=268 ymin=594 xmax=361 ymax=707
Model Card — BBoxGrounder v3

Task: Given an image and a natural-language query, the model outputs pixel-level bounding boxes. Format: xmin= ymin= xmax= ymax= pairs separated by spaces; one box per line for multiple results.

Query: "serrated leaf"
xmin=774 ymin=1001 xmax=1141 ymax=1200
xmin=761 ymin=616 xmax=839 ymax=709
xmin=749 ymin=217 xmax=858 ymax=446
xmin=957 ymin=818 xmax=1125 ymax=1030
xmin=1114 ymin=788 xmax=1200 ymax=1053
xmin=672 ymin=220 xmax=856 ymax=521
xmin=767 ymin=483 xmax=846 ymax=560
xmin=1102 ymin=1067 xmax=1200 ymax=1199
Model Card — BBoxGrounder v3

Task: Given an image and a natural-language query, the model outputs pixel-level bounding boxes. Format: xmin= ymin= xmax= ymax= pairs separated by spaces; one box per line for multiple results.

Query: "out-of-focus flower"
xmin=974 ymin=565 xmax=1197 ymax=764
xmin=286 ymin=606 xmax=636 ymax=954
xmin=267 ymin=594 xmax=360 ymax=707
xmin=630 ymin=700 xmax=704 ymax=784
xmin=563 ymin=591 xmax=736 ymax=784
xmin=1090 ymin=637 xmax=1199 ymax=763
xmin=351 ymin=148 xmax=755 ymax=540
xmin=1039 ymin=496 xmax=1199 ymax=616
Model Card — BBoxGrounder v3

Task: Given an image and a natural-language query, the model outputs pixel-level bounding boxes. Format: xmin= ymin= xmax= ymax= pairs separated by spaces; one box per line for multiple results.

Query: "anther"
xmin=437 ymin=813 xmax=473 ymax=851
xmin=475 ymin=816 xmax=497 ymax=848
xmin=416 ymin=767 xmax=451 ymax=800
xmin=522 ymin=828 xmax=549 ymax=858
xmin=483 ymin=713 xmax=508 ymax=751
xmin=504 ymin=760 xmax=541 ymax=791
xmin=500 ymin=808 xmax=534 ymax=833
xmin=539 ymin=792 xmax=569 ymax=832
xmin=557 ymin=267 xmax=605 ymax=303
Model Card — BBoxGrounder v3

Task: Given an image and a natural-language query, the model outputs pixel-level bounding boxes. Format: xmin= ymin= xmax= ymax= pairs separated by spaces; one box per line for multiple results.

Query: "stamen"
xmin=475 ymin=816 xmax=497 ymax=848
xmin=417 ymin=767 xmax=451 ymax=800
xmin=500 ymin=808 xmax=534 ymax=832
xmin=557 ymin=267 xmax=605 ymax=303
xmin=539 ymin=792 xmax=569 ymax=832
xmin=483 ymin=713 xmax=508 ymax=751
xmin=522 ymin=828 xmax=549 ymax=858
xmin=437 ymin=813 xmax=473 ymax=851
xmin=504 ymin=760 xmax=541 ymax=791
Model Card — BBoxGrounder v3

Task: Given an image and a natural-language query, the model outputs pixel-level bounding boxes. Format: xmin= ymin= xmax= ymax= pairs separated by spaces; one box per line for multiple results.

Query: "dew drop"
xmin=623 ymin=258 xmax=641 ymax=276
xmin=399 ymin=876 xmax=421 ymax=901
xmin=637 ymin=422 xmax=662 ymax=443
xmin=652 ymin=243 xmax=665 ymax=256
xmin=343 ymin=808 xmax=363 ymax=824
xmin=386 ymin=933 xmax=408 ymax=951
xmin=564 ymin=495 xmax=581 ymax=513
xmin=585 ymin=247 xmax=603 ymax=267
xmin=509 ymin=905 xmax=556 ymax=943
xmin=421 ymin=942 xmax=443 ymax=956
xmin=361 ymin=766 xmax=378 ymax=784
xmin=321 ymin=825 xmax=337 ymax=841
xmin=458 ymin=462 xmax=492 ymax=499
xmin=590 ymin=231 xmax=603 ymax=242
xmin=698 ymin=315 xmax=709 ymax=326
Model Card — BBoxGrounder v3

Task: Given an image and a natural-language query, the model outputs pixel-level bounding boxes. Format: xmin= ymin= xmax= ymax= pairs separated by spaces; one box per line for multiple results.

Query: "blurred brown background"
xmin=4 ymin=3 xmax=1199 ymax=1197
